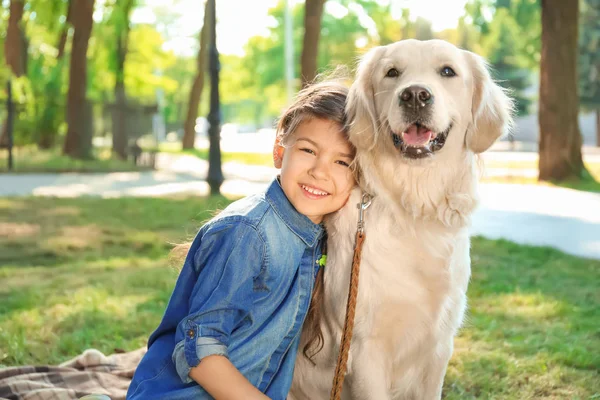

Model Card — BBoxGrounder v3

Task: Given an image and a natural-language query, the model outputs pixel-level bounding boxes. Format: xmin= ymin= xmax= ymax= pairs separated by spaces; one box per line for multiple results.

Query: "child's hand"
xmin=189 ymin=355 xmax=271 ymax=400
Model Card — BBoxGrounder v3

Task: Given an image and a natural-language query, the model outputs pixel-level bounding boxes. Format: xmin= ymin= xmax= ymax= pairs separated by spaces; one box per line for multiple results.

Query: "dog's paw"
xmin=440 ymin=193 xmax=476 ymax=228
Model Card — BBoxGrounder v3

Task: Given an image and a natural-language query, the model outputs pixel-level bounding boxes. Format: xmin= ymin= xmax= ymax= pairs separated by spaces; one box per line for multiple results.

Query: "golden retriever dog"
xmin=289 ymin=39 xmax=513 ymax=399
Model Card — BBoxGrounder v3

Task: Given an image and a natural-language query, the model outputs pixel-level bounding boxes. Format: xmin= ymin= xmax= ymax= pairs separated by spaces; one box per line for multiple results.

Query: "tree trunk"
xmin=300 ymin=0 xmax=325 ymax=88
xmin=57 ymin=0 xmax=74 ymax=59
xmin=1 ymin=0 xmax=26 ymax=148
xmin=538 ymin=0 xmax=584 ymax=181
xmin=112 ymin=0 xmax=134 ymax=160
xmin=596 ymin=109 xmax=600 ymax=147
xmin=5 ymin=0 xmax=26 ymax=77
xmin=63 ymin=0 xmax=95 ymax=158
xmin=182 ymin=0 xmax=210 ymax=150
xmin=38 ymin=0 xmax=73 ymax=150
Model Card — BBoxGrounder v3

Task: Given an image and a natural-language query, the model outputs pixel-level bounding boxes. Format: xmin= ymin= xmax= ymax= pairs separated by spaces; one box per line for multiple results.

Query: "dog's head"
xmin=347 ymin=39 xmax=514 ymax=162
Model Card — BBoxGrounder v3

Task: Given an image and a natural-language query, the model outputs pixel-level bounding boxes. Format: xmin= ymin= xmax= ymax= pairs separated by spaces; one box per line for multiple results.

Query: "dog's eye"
xmin=385 ymin=68 xmax=400 ymax=78
xmin=440 ymin=66 xmax=456 ymax=77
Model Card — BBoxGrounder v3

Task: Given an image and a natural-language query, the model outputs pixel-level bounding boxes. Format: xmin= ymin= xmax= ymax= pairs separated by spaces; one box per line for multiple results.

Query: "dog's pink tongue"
xmin=403 ymin=124 xmax=433 ymax=146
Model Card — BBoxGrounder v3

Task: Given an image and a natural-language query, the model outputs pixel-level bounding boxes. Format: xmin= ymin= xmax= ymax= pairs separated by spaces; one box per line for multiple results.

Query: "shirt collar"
xmin=266 ymin=178 xmax=324 ymax=247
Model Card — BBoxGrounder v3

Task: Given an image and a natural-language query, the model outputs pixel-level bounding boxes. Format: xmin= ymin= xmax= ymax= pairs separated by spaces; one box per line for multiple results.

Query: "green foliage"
xmin=0 ymin=145 xmax=151 ymax=172
xmin=318 ymin=3 xmax=367 ymax=68
xmin=231 ymin=0 xmax=389 ymax=126
xmin=353 ymin=0 xmax=401 ymax=45
xmin=464 ymin=0 xmax=540 ymax=116
xmin=0 ymin=0 xmax=70 ymax=147
xmin=125 ymin=24 xmax=177 ymax=100
xmin=0 ymin=0 xmax=191 ymax=148
xmin=162 ymin=55 xmax=196 ymax=126
xmin=0 ymin=0 xmax=590 ymax=146
xmin=481 ymin=8 xmax=533 ymax=116
xmin=464 ymin=0 xmax=495 ymax=36
xmin=464 ymin=0 xmax=541 ymax=68
xmin=579 ymin=0 xmax=600 ymax=110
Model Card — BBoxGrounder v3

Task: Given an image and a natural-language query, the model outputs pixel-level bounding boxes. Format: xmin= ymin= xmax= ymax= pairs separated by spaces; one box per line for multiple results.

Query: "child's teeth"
xmin=303 ymin=185 xmax=327 ymax=196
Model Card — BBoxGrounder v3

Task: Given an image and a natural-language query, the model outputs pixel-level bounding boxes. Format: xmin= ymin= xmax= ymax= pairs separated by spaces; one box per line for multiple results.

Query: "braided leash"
xmin=330 ymin=193 xmax=372 ymax=400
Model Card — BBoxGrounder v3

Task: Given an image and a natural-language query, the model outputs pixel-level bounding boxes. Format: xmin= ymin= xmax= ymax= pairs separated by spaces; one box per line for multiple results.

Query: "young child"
xmin=127 ymin=81 xmax=355 ymax=400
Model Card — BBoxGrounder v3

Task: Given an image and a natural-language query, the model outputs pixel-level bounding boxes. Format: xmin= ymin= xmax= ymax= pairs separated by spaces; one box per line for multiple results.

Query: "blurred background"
xmin=0 ymin=0 xmax=597 ymax=172
xmin=0 ymin=1 xmax=598 ymax=399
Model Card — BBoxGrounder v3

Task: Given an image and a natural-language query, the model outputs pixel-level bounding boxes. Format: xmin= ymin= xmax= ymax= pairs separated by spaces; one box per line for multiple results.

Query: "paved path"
xmin=472 ymin=184 xmax=600 ymax=259
xmin=1 ymin=153 xmax=599 ymax=260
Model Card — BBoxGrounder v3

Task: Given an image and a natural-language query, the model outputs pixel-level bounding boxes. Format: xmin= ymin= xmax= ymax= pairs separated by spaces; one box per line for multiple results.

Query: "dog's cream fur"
xmin=289 ymin=40 xmax=513 ymax=400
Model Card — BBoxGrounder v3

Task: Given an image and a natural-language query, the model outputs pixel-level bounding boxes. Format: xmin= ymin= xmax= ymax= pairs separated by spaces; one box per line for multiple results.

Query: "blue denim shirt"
xmin=127 ymin=179 xmax=324 ymax=400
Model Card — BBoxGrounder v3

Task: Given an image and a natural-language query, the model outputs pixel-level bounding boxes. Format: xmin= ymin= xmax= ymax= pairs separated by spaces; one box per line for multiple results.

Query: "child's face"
xmin=274 ymin=118 xmax=355 ymax=224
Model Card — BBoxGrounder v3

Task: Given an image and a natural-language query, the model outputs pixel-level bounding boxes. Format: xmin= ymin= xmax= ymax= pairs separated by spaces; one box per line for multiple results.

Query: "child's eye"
xmin=336 ymin=160 xmax=350 ymax=167
xmin=300 ymin=148 xmax=315 ymax=155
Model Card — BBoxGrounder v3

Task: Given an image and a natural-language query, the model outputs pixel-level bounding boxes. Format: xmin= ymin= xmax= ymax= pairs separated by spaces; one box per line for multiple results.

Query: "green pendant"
xmin=318 ymin=254 xmax=327 ymax=268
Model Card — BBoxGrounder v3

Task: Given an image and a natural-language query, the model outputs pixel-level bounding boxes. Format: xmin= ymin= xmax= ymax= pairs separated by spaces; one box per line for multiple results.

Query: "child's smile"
xmin=274 ymin=118 xmax=355 ymax=224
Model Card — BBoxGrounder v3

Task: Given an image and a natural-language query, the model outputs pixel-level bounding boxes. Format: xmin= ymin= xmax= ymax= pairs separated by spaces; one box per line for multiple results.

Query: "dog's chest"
xmin=360 ymin=234 xmax=452 ymax=331
xmin=325 ymin=204 xmax=461 ymax=348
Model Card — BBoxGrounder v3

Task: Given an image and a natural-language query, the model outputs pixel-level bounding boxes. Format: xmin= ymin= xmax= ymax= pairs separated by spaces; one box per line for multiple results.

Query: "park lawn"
xmin=481 ymin=159 xmax=600 ymax=193
xmin=482 ymin=168 xmax=600 ymax=193
xmin=158 ymin=142 xmax=273 ymax=166
xmin=0 ymin=146 xmax=152 ymax=173
xmin=0 ymin=196 xmax=598 ymax=399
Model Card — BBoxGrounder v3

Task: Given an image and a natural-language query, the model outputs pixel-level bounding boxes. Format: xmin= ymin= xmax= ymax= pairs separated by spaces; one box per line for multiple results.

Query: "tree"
xmin=414 ymin=17 xmax=434 ymax=40
xmin=1 ymin=0 xmax=27 ymax=148
xmin=239 ymin=0 xmax=367 ymax=123
xmin=57 ymin=0 xmax=73 ymax=59
xmin=5 ymin=0 xmax=27 ymax=77
xmin=63 ymin=0 xmax=95 ymax=158
xmin=463 ymin=0 xmax=540 ymax=68
xmin=354 ymin=0 xmax=401 ymax=45
xmin=482 ymin=8 xmax=532 ymax=116
xmin=538 ymin=0 xmax=584 ymax=181
xmin=37 ymin=0 xmax=72 ymax=149
xmin=318 ymin=3 xmax=368 ymax=67
xmin=182 ymin=0 xmax=209 ymax=150
xmin=510 ymin=0 xmax=541 ymax=70
xmin=112 ymin=0 xmax=136 ymax=160
xmin=579 ymin=0 xmax=600 ymax=146
xmin=464 ymin=0 xmax=494 ymax=37
xmin=300 ymin=0 xmax=325 ymax=87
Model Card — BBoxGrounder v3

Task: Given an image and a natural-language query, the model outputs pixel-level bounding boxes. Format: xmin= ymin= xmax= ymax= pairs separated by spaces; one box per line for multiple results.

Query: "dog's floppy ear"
xmin=465 ymin=51 xmax=514 ymax=153
xmin=346 ymin=46 xmax=386 ymax=149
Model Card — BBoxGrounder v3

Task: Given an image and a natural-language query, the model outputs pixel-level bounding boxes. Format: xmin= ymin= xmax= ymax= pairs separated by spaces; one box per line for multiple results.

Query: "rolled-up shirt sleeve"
xmin=172 ymin=221 xmax=265 ymax=383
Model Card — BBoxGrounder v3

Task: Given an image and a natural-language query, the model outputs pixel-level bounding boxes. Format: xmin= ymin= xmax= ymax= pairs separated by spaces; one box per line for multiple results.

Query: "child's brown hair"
xmin=276 ymin=80 xmax=353 ymax=362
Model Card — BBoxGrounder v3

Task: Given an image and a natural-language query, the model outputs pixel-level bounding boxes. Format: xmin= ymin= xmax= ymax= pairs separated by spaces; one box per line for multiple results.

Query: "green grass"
xmin=0 ymin=146 xmax=152 ymax=173
xmin=159 ymin=142 xmax=273 ymax=166
xmin=0 ymin=197 xmax=598 ymax=398
xmin=0 ymin=196 xmax=230 ymax=366
xmin=444 ymin=239 xmax=600 ymax=399
xmin=481 ymin=160 xmax=600 ymax=193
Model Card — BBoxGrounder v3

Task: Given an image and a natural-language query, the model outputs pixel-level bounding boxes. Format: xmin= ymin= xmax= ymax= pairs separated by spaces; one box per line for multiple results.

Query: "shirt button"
xmin=187 ymin=329 xmax=195 ymax=339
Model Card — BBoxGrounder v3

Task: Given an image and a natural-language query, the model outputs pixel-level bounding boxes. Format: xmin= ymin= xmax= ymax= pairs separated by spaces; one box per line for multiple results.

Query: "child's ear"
xmin=273 ymin=138 xmax=284 ymax=168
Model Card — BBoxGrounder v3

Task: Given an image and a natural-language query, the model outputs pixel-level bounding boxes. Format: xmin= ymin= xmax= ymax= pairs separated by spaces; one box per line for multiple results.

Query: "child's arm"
xmin=171 ymin=222 xmax=270 ymax=395
xmin=189 ymin=355 xmax=270 ymax=400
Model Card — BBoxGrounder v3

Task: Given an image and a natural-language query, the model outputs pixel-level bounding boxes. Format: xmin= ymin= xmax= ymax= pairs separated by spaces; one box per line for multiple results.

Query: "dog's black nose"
xmin=399 ymin=85 xmax=434 ymax=108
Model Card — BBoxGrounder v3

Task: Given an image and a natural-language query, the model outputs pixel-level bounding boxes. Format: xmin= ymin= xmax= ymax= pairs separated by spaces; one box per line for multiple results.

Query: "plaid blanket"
xmin=0 ymin=347 xmax=146 ymax=400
